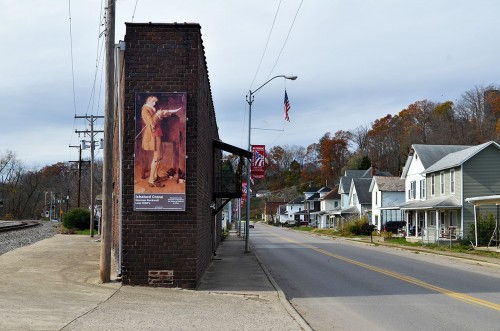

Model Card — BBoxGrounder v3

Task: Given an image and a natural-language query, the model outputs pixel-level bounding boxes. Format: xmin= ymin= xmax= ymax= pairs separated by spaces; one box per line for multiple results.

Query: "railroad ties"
xmin=0 ymin=221 xmax=41 ymax=233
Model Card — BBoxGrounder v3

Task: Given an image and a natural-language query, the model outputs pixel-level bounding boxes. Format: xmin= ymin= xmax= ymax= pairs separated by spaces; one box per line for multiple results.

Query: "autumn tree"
xmin=317 ymin=130 xmax=353 ymax=185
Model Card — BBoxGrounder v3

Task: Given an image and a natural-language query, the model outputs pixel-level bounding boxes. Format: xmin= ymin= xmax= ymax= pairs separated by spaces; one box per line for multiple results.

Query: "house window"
xmin=431 ymin=174 xmax=435 ymax=196
xmin=409 ymin=181 xmax=416 ymax=199
xmin=429 ymin=212 xmax=436 ymax=226
xmin=440 ymin=172 xmax=445 ymax=195
xmin=375 ymin=191 xmax=378 ymax=205
xmin=440 ymin=212 xmax=445 ymax=226
xmin=449 ymin=211 xmax=455 ymax=226
xmin=450 ymin=169 xmax=455 ymax=194
xmin=420 ymin=179 xmax=426 ymax=199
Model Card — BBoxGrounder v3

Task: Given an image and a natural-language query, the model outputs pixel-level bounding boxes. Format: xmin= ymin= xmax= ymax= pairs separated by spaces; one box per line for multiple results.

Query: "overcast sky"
xmin=1 ymin=0 xmax=500 ymax=168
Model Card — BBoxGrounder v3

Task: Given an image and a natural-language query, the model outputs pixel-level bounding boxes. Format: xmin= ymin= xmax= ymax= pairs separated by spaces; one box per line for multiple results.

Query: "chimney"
xmin=371 ymin=162 xmax=375 ymax=177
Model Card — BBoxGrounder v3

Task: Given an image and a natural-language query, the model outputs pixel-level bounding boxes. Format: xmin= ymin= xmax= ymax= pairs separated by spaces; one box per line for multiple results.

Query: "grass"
xmin=60 ymin=227 xmax=98 ymax=236
xmin=289 ymin=227 xmax=499 ymax=260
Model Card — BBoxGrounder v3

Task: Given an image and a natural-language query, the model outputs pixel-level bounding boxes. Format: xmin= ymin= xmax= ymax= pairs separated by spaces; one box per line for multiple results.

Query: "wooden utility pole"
xmin=75 ymin=115 xmax=103 ymax=238
xmin=100 ymin=0 xmax=115 ymax=283
xmin=69 ymin=144 xmax=90 ymax=208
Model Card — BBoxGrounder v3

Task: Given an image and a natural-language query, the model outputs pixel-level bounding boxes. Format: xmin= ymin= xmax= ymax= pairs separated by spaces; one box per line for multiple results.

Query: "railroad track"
xmin=0 ymin=221 xmax=41 ymax=233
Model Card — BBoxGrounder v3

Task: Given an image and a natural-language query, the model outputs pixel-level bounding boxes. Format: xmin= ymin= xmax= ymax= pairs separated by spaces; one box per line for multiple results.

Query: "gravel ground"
xmin=0 ymin=221 xmax=60 ymax=256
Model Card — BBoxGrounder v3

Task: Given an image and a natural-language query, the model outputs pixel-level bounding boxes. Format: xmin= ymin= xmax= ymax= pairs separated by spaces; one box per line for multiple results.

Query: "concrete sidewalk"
xmin=0 ymin=231 xmax=308 ymax=331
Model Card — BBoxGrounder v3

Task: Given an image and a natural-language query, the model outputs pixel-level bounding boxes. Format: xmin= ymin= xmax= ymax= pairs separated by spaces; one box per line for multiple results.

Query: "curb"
xmin=250 ymin=243 xmax=314 ymax=331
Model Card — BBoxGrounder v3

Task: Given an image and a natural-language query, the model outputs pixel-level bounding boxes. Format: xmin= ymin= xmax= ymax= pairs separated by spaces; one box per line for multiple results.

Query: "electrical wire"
xmin=131 ymin=0 xmax=139 ymax=22
xmin=68 ymin=0 xmax=77 ymax=116
xmin=266 ymin=0 xmax=303 ymax=80
xmin=68 ymin=0 xmax=82 ymax=162
xmin=249 ymin=0 xmax=282 ymax=91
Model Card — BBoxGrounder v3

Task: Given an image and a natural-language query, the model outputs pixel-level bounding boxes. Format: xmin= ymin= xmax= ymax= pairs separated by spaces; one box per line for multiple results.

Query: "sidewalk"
xmin=0 ymin=231 xmax=308 ymax=331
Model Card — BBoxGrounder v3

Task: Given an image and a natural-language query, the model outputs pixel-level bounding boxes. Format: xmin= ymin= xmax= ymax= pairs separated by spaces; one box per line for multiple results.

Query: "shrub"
xmin=63 ymin=208 xmax=90 ymax=230
xmin=343 ymin=215 xmax=375 ymax=236
xmin=468 ymin=212 xmax=497 ymax=246
xmin=380 ymin=230 xmax=393 ymax=238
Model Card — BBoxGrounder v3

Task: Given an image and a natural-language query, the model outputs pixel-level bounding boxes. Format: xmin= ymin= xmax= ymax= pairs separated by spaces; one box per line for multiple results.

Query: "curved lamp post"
xmin=244 ymin=75 xmax=297 ymax=252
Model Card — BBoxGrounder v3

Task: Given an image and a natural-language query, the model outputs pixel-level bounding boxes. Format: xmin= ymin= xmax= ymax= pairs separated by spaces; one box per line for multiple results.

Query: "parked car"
xmin=383 ymin=221 xmax=406 ymax=234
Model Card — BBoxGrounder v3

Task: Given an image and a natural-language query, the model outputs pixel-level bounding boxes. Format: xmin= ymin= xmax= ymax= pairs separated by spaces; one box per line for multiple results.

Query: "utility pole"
xmin=69 ymin=144 xmax=90 ymax=208
xmin=75 ymin=115 xmax=104 ymax=237
xmin=100 ymin=0 xmax=115 ymax=283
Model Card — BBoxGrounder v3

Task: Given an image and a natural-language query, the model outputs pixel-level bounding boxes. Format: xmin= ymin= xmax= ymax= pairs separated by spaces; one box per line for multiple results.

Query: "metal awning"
xmin=332 ymin=206 xmax=358 ymax=215
xmin=465 ymin=195 xmax=500 ymax=206
xmin=398 ymin=196 xmax=462 ymax=210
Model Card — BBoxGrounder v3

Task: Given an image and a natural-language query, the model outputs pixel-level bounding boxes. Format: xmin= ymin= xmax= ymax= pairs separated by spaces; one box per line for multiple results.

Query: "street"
xmin=250 ymin=224 xmax=500 ymax=331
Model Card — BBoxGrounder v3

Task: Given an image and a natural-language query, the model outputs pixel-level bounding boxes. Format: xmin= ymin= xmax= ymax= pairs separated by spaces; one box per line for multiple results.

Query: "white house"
xmin=318 ymin=188 xmax=341 ymax=228
xmin=369 ymin=176 xmax=405 ymax=231
xmin=286 ymin=196 xmax=305 ymax=225
xmin=276 ymin=205 xmax=288 ymax=225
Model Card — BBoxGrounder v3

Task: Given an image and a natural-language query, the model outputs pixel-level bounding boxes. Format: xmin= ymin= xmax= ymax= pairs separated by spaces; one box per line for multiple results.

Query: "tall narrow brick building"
xmin=111 ymin=23 xmax=246 ymax=289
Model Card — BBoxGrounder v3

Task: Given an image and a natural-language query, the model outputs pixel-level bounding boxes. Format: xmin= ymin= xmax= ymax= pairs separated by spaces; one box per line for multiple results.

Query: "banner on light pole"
xmin=251 ymin=145 xmax=266 ymax=179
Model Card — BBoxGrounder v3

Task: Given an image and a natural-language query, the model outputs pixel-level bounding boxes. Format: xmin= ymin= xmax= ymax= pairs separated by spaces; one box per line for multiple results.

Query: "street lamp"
xmin=244 ymin=74 xmax=297 ymax=253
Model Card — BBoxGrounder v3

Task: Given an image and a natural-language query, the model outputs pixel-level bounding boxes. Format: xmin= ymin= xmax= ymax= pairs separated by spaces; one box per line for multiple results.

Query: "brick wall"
xmin=112 ymin=23 xmax=221 ymax=288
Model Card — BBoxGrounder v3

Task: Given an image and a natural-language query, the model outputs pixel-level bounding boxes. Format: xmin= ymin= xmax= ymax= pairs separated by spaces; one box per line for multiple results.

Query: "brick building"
xmin=112 ymin=23 xmax=248 ymax=288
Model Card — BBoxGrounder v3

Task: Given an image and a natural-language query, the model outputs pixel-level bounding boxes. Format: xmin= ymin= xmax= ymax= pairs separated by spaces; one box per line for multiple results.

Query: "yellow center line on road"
xmin=274 ymin=235 xmax=500 ymax=311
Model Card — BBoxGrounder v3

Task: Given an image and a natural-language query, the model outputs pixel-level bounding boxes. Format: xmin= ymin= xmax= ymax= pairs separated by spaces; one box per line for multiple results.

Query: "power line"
xmin=131 ymin=0 xmax=140 ymax=22
xmin=68 ymin=0 xmax=77 ymax=116
xmin=249 ymin=0 xmax=282 ymax=91
xmin=266 ymin=0 xmax=303 ymax=80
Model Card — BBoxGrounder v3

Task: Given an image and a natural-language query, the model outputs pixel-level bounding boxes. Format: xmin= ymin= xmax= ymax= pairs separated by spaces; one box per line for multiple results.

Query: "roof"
xmin=322 ymin=188 xmax=340 ymax=200
xmin=398 ymin=196 xmax=462 ymax=210
xmin=304 ymin=187 xmax=321 ymax=193
xmin=332 ymin=206 xmax=359 ymax=215
xmin=318 ymin=187 xmax=332 ymax=193
xmin=288 ymin=196 xmax=304 ymax=205
xmin=413 ymin=144 xmax=471 ymax=169
xmin=344 ymin=170 xmax=366 ymax=177
xmin=352 ymin=178 xmax=372 ymax=204
xmin=424 ymin=141 xmax=500 ymax=174
xmin=370 ymin=176 xmax=405 ymax=192
xmin=306 ymin=193 xmax=320 ymax=201
xmin=340 ymin=168 xmax=392 ymax=192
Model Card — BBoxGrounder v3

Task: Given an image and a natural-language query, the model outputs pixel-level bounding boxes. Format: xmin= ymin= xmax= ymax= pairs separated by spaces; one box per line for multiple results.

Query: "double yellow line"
xmin=276 ymin=235 xmax=500 ymax=311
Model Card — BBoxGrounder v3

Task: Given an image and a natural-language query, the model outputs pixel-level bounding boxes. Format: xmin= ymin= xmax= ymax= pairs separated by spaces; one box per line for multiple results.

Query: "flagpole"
xmin=244 ymin=75 xmax=297 ymax=253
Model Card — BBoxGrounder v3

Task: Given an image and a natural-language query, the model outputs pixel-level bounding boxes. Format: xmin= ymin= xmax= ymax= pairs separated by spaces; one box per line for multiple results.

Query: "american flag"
xmin=284 ymin=90 xmax=291 ymax=122
xmin=254 ymin=151 xmax=265 ymax=167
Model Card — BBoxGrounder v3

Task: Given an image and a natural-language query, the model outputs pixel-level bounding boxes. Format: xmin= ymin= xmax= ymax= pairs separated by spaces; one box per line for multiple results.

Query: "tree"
xmin=454 ymin=85 xmax=500 ymax=143
xmin=317 ymin=130 xmax=352 ymax=185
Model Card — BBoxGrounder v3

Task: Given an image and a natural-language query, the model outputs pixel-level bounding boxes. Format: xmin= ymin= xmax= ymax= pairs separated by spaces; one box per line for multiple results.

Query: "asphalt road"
xmin=250 ymin=224 xmax=500 ymax=331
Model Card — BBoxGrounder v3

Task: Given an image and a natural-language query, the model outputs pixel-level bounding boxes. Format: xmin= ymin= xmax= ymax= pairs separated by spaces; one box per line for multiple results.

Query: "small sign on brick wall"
xmin=148 ymin=270 xmax=174 ymax=286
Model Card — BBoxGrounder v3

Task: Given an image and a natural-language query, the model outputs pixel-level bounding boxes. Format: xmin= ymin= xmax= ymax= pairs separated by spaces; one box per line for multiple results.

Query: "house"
xmin=369 ymin=176 xmax=405 ymax=231
xmin=349 ymin=178 xmax=373 ymax=217
xmin=333 ymin=166 xmax=394 ymax=225
xmin=399 ymin=141 xmax=500 ymax=244
xmin=317 ymin=188 xmax=341 ymax=228
xmin=264 ymin=200 xmax=287 ymax=224
xmin=305 ymin=187 xmax=331 ymax=227
xmin=276 ymin=205 xmax=288 ymax=225
xmin=286 ymin=196 xmax=305 ymax=225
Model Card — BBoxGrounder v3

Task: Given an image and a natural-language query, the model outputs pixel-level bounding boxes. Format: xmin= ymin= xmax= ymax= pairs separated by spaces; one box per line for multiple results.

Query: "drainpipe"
xmin=116 ymin=40 xmax=125 ymax=276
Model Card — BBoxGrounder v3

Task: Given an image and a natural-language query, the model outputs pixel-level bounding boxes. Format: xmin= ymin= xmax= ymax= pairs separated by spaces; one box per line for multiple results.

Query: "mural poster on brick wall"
xmin=134 ymin=92 xmax=187 ymax=211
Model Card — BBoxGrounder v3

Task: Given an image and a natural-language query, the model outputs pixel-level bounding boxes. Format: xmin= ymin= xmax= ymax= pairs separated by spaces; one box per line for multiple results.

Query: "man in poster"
xmin=140 ymin=95 xmax=181 ymax=187
xmin=134 ymin=92 xmax=187 ymax=211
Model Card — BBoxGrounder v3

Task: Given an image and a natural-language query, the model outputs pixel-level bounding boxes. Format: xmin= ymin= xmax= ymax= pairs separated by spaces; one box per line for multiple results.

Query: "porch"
xmin=399 ymin=196 xmax=463 ymax=244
